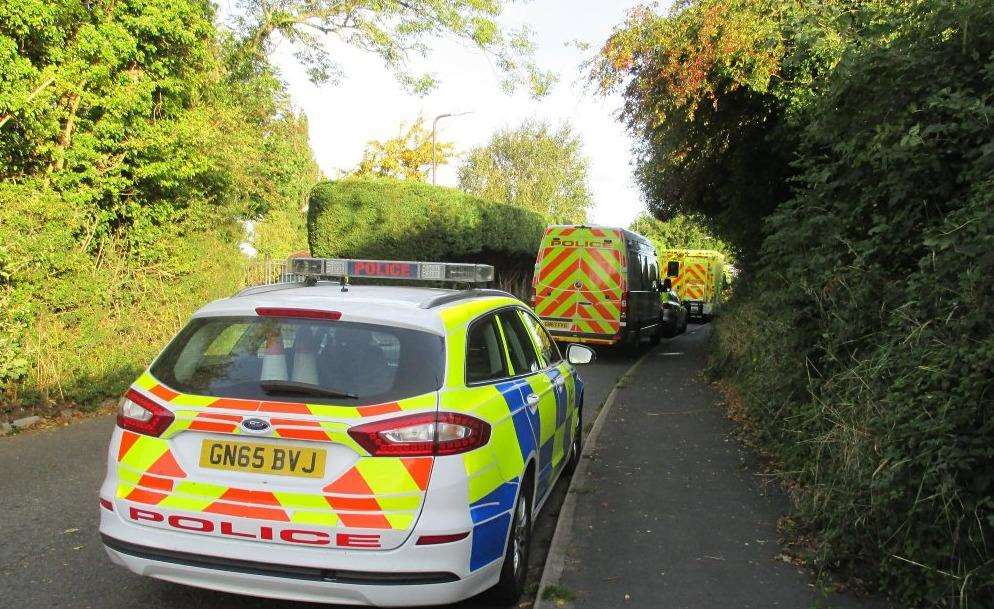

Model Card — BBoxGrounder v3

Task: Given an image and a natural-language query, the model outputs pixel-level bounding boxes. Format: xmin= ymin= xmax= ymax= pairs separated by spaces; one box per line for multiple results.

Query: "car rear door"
xmin=516 ymin=310 xmax=574 ymax=487
xmin=494 ymin=309 xmax=559 ymax=501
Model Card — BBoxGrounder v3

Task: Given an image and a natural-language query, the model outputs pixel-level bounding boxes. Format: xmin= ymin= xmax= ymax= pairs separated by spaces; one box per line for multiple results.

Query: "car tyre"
xmin=484 ymin=481 xmax=533 ymax=605
xmin=563 ymin=410 xmax=583 ymax=475
xmin=661 ymin=317 xmax=677 ymax=339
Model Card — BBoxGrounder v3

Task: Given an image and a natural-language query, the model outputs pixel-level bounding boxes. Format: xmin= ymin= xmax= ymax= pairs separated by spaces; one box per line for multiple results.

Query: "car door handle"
xmin=526 ymin=393 xmax=540 ymax=411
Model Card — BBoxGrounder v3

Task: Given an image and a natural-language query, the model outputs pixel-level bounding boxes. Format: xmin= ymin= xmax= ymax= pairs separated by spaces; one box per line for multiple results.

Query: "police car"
xmin=98 ymin=258 xmax=594 ymax=606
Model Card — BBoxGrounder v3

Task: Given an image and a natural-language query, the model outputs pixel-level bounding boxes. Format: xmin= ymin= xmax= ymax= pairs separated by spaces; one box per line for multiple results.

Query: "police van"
xmin=98 ymin=258 xmax=594 ymax=606
xmin=532 ymin=225 xmax=667 ymax=349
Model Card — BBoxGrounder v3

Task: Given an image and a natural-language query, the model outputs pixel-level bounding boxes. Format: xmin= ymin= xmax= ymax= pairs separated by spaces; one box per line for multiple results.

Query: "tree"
xmin=458 ymin=120 xmax=592 ymax=223
xmin=349 ymin=117 xmax=453 ymax=181
xmin=591 ymin=1 xmax=902 ymax=257
xmin=0 ymin=0 xmax=317 ymax=403
xmin=230 ymin=0 xmax=555 ymax=96
xmin=629 ymin=212 xmax=734 ymax=262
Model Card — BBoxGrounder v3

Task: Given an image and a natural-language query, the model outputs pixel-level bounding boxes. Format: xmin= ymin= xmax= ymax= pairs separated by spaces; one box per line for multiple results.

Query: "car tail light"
xmin=348 ymin=412 xmax=491 ymax=457
xmin=116 ymin=389 xmax=174 ymax=437
xmin=621 ymin=291 xmax=629 ymax=321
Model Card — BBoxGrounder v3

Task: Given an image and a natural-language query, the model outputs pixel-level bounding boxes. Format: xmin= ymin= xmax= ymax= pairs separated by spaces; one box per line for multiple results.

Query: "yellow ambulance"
xmin=532 ymin=225 xmax=665 ymax=349
xmin=659 ymin=249 xmax=725 ymax=322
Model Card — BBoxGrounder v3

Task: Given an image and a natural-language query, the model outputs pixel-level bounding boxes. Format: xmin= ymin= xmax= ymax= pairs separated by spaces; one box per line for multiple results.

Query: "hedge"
xmin=709 ymin=2 xmax=994 ymax=605
xmin=307 ymin=178 xmax=546 ymax=295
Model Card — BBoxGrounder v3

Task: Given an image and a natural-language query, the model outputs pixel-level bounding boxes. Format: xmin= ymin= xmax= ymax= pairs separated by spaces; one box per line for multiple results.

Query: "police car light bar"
xmin=289 ymin=258 xmax=495 ymax=285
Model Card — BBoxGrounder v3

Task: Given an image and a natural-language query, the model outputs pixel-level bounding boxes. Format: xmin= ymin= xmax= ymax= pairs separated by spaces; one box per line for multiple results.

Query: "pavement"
xmin=540 ymin=325 xmax=885 ymax=609
xmin=0 ymin=343 xmax=639 ymax=609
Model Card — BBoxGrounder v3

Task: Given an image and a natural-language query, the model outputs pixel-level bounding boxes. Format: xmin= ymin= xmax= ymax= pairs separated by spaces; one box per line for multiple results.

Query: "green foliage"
xmin=458 ymin=119 xmax=592 ymax=224
xmin=593 ymin=0 xmax=897 ymax=256
xmin=349 ymin=117 xmax=454 ymax=182
xmin=0 ymin=0 xmax=318 ymax=408
xmin=308 ymin=178 xmax=545 ymax=260
xmin=307 ymin=178 xmax=546 ymax=296
xmin=708 ymin=1 xmax=994 ymax=605
xmin=629 ymin=212 xmax=735 ymax=263
xmin=230 ymin=0 xmax=555 ymax=96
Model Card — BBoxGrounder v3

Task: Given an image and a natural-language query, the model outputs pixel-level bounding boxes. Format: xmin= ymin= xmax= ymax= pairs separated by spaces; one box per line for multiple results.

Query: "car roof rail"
xmin=420 ymin=289 xmax=515 ymax=309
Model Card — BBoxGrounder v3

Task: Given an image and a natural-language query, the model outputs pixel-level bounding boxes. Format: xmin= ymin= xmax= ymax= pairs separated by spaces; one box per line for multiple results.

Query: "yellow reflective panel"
xmin=464 ymin=452 xmax=506 ymax=504
xmin=355 ymin=459 xmax=421 ymax=495
xmin=119 ymin=436 xmax=169 ymax=473
xmin=134 ymin=372 xmax=157 ymax=390
xmin=291 ymin=511 xmax=340 ymax=527
xmin=384 ymin=512 xmax=415 ymax=530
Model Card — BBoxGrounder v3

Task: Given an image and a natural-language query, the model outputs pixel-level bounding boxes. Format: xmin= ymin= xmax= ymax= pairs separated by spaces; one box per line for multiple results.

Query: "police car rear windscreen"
xmin=150 ymin=317 xmax=444 ymax=405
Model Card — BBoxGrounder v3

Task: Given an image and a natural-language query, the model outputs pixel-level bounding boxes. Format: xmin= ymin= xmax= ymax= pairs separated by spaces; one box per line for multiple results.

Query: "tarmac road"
xmin=0 ymin=340 xmax=643 ymax=609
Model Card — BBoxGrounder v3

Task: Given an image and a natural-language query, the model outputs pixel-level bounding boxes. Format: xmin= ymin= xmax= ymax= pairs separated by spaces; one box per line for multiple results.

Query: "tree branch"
xmin=0 ymin=75 xmax=56 ymax=130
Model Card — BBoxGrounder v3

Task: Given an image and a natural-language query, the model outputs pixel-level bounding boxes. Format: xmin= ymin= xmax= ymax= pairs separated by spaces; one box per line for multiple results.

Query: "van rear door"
xmin=533 ymin=227 xmax=625 ymax=341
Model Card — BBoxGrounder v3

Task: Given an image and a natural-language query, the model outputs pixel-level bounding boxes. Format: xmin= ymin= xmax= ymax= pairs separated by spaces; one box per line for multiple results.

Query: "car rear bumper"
xmin=98 ymin=447 xmax=508 ymax=608
xmin=684 ymin=301 xmax=713 ymax=317
xmin=99 ymin=506 xmax=500 ymax=606
xmin=102 ymin=536 xmax=497 ymax=606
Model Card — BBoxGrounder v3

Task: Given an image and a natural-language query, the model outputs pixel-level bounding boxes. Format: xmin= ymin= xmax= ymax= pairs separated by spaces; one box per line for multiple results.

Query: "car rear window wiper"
xmin=260 ymin=380 xmax=358 ymax=400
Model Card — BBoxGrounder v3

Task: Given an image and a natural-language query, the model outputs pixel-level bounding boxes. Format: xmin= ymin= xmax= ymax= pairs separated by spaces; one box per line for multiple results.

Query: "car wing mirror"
xmin=566 ymin=344 xmax=595 ymax=365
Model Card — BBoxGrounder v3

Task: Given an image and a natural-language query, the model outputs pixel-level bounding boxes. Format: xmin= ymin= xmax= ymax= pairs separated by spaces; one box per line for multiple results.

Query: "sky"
xmin=259 ymin=0 xmax=652 ymax=228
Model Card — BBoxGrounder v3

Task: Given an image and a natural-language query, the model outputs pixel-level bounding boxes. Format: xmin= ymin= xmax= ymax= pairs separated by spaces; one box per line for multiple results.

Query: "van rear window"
xmin=151 ymin=317 xmax=444 ymax=405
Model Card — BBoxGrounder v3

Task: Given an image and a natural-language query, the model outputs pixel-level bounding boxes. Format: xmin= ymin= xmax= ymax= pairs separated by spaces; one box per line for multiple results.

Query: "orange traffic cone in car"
xmin=291 ymin=327 xmax=319 ymax=385
xmin=261 ymin=328 xmax=287 ymax=381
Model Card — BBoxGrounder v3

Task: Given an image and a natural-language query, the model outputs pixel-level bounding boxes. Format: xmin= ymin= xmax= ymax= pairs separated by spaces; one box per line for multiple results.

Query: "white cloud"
xmin=268 ymin=0 xmax=654 ymax=228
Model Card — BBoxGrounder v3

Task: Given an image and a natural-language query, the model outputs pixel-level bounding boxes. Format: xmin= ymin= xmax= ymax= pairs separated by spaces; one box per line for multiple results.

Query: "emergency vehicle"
xmin=98 ymin=258 xmax=594 ymax=606
xmin=532 ymin=225 xmax=666 ymax=349
xmin=660 ymin=249 xmax=725 ymax=321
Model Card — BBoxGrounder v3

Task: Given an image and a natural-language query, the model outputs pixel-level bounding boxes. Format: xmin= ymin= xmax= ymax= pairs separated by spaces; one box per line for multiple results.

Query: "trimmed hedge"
xmin=307 ymin=178 xmax=545 ymax=295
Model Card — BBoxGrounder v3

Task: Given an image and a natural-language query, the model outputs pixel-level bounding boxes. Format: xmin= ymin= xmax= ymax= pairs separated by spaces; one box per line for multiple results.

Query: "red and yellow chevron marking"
xmin=534 ymin=230 xmax=624 ymax=337
xmin=115 ymin=427 xmax=432 ymax=530
xmin=682 ymin=263 xmax=708 ymax=301
xmin=115 ymin=374 xmax=437 ymax=531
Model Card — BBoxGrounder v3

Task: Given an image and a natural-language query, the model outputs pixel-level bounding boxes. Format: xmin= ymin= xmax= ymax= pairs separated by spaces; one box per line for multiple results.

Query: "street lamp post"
xmin=431 ymin=111 xmax=472 ymax=185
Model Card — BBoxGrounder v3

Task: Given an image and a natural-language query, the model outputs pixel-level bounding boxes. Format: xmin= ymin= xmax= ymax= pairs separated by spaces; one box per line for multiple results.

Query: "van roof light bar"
xmin=288 ymin=258 xmax=495 ymax=285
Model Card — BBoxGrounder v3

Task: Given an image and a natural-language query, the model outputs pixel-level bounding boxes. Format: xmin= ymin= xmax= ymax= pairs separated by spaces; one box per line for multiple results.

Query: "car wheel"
xmin=484 ymin=484 xmax=532 ymax=605
xmin=563 ymin=410 xmax=583 ymax=475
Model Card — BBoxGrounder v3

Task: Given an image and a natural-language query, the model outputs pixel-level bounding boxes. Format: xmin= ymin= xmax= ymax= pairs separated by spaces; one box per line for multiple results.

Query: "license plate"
xmin=199 ymin=440 xmax=326 ymax=478
xmin=543 ymin=320 xmax=571 ymax=330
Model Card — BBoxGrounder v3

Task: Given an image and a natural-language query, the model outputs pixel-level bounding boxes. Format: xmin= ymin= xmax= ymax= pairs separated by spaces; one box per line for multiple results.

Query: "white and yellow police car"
xmin=98 ymin=258 xmax=594 ymax=606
